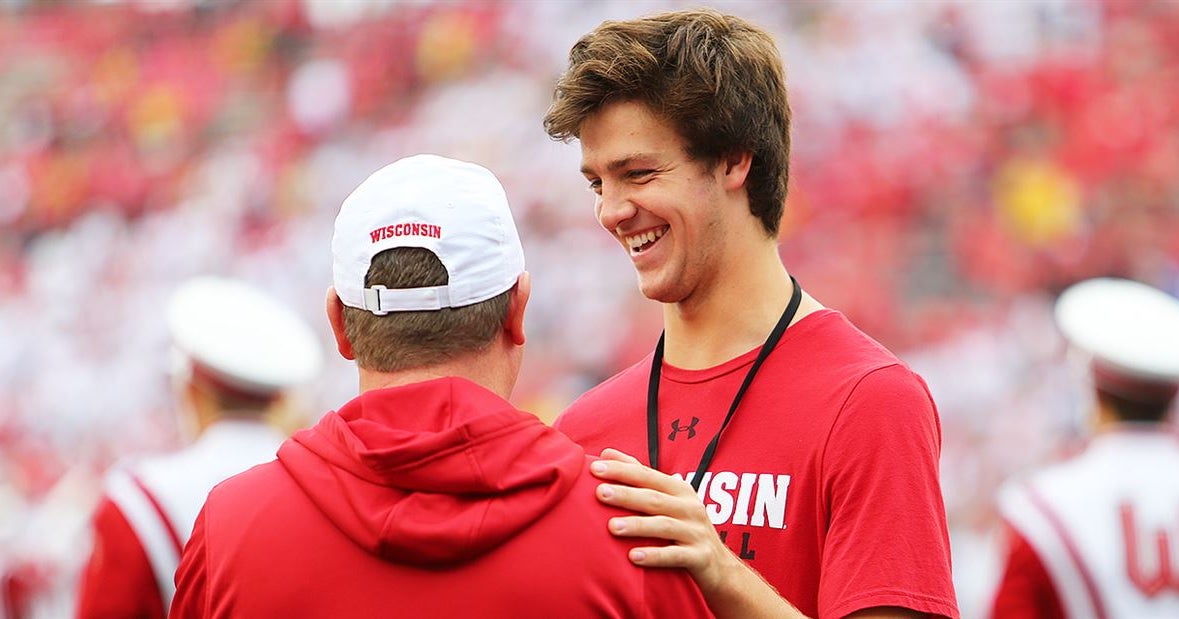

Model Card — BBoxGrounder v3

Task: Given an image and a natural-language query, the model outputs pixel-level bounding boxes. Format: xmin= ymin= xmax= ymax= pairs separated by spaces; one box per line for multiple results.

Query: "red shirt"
xmin=990 ymin=525 xmax=1066 ymax=619
xmin=75 ymin=497 xmax=166 ymax=619
xmin=556 ymin=310 xmax=959 ymax=619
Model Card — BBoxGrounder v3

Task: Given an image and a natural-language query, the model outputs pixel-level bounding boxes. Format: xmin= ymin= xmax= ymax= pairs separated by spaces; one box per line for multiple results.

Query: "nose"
xmin=595 ymin=183 xmax=636 ymax=234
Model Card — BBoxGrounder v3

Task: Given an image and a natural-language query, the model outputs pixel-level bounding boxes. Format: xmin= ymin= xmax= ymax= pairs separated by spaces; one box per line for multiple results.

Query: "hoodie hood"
xmin=278 ymin=377 xmax=585 ymax=566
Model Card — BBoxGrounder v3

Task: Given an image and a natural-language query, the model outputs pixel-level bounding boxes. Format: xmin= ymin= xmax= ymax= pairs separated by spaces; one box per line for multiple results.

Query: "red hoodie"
xmin=171 ymin=377 xmax=711 ymax=618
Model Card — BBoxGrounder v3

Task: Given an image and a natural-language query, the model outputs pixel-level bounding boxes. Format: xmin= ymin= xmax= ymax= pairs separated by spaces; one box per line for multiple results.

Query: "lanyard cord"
xmin=646 ymin=276 xmax=802 ymax=491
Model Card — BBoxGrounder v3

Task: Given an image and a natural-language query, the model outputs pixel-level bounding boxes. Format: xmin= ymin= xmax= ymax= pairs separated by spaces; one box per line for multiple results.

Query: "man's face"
xmin=579 ymin=100 xmax=729 ymax=305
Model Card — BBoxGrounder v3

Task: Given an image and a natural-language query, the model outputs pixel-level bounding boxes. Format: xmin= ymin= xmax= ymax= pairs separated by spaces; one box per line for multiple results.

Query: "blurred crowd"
xmin=1 ymin=0 xmax=1178 ymax=616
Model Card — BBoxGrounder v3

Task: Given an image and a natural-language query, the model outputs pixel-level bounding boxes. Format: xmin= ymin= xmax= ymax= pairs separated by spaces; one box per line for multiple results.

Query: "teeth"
xmin=623 ymin=226 xmax=667 ymax=251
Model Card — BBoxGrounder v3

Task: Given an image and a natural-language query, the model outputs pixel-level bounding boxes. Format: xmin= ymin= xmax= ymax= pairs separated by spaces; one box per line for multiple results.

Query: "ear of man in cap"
xmin=1055 ymin=277 xmax=1179 ymax=423
xmin=326 ymin=154 xmax=529 ymax=391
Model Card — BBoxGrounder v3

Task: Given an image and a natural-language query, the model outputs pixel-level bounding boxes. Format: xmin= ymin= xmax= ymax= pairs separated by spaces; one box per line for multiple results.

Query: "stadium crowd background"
xmin=0 ymin=0 xmax=1177 ymax=616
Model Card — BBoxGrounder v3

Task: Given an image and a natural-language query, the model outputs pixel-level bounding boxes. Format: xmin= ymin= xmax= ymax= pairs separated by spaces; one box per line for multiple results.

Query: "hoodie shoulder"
xmin=554 ymin=356 xmax=651 ymax=452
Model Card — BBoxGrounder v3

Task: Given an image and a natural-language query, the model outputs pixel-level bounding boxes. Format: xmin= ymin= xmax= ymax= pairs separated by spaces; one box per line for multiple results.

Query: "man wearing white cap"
xmin=75 ymin=277 xmax=322 ymax=619
xmin=169 ymin=154 xmax=711 ymax=618
xmin=990 ymin=278 xmax=1179 ymax=618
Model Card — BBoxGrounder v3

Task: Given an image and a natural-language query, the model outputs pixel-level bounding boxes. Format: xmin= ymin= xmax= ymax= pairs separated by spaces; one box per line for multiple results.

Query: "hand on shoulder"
xmin=590 ymin=449 xmax=809 ymax=619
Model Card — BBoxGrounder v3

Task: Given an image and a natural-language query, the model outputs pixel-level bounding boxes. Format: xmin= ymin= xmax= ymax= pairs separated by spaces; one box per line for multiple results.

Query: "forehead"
xmin=579 ymin=100 xmax=689 ymax=173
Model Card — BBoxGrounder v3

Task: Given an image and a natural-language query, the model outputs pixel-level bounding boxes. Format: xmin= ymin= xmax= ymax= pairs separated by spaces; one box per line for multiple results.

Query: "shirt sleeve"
xmin=989 ymin=524 xmax=1066 ymax=619
xmin=170 ymin=504 xmax=210 ymax=619
xmin=76 ymin=496 xmax=166 ymax=619
xmin=818 ymin=364 xmax=960 ymax=619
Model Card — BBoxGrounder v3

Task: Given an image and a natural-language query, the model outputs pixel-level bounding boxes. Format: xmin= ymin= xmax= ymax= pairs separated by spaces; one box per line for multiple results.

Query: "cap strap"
xmin=363 ymin=285 xmax=453 ymax=314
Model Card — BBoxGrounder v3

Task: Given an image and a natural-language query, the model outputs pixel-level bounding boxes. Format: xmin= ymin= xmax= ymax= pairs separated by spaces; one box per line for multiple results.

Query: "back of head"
xmin=331 ymin=154 xmax=525 ymax=372
xmin=544 ymin=8 xmax=792 ymax=236
xmin=1055 ymin=277 xmax=1179 ymax=423
xmin=168 ymin=276 xmax=322 ymax=412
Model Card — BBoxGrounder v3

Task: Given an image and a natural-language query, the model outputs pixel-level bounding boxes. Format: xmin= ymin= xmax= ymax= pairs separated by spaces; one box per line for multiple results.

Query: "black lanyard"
xmin=646 ymin=276 xmax=801 ymax=491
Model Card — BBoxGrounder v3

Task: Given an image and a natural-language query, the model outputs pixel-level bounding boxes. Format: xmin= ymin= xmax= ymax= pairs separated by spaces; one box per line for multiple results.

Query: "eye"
xmin=627 ymin=169 xmax=655 ymax=183
xmin=586 ymin=178 xmax=602 ymax=195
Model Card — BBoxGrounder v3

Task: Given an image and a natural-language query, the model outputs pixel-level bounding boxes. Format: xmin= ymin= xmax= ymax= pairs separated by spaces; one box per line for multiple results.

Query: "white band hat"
xmin=167 ymin=276 xmax=323 ymax=396
xmin=1055 ymin=277 xmax=1179 ymax=402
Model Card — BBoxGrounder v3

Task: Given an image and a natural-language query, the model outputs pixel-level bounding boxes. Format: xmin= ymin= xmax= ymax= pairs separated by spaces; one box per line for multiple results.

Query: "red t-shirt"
xmin=990 ymin=525 xmax=1066 ymax=619
xmin=75 ymin=497 xmax=166 ymax=619
xmin=556 ymin=310 xmax=959 ymax=619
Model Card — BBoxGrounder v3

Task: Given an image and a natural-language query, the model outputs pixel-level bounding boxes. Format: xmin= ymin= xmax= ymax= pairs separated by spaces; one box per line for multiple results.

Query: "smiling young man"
xmin=544 ymin=9 xmax=958 ymax=619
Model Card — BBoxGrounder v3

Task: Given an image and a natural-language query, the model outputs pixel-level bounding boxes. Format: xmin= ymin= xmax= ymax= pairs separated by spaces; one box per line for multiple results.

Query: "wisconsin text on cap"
xmin=370 ymin=223 xmax=443 ymax=242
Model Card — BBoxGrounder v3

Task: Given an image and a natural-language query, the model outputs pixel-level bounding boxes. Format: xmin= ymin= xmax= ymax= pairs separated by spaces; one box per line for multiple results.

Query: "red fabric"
xmin=556 ymin=310 xmax=959 ymax=619
xmin=76 ymin=497 xmax=166 ymax=619
xmin=989 ymin=525 xmax=1066 ymax=619
xmin=170 ymin=377 xmax=711 ymax=618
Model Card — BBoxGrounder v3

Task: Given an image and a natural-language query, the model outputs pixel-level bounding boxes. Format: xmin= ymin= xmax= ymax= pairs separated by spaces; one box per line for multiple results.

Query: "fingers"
xmin=608 ymin=513 xmax=691 ymax=542
xmin=598 ymin=448 xmax=642 ymax=464
xmin=613 ymin=515 xmax=742 ymax=592
xmin=590 ymin=457 xmax=695 ymax=497
xmin=606 ymin=513 xmax=712 ymax=572
xmin=626 ymin=544 xmax=705 ymax=570
xmin=596 ymin=476 xmax=700 ymax=519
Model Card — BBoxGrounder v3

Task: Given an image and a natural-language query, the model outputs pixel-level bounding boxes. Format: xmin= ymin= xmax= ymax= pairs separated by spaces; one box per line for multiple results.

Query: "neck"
xmin=1092 ymin=401 xmax=1172 ymax=435
xmin=187 ymin=387 xmax=270 ymax=437
xmin=356 ymin=349 xmax=516 ymax=401
xmin=662 ymin=242 xmax=822 ymax=369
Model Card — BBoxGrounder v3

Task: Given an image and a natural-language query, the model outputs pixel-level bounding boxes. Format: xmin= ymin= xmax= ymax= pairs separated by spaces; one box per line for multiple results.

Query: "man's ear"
xmin=506 ymin=272 xmax=530 ymax=347
xmin=719 ymin=150 xmax=753 ymax=191
xmin=325 ymin=287 xmax=355 ymax=361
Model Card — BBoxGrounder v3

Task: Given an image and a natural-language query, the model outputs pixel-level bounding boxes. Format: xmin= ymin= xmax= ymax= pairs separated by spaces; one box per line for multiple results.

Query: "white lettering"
xmin=707 ymin=472 xmax=738 ymax=525
xmin=675 ymin=470 xmax=792 ymax=529
xmin=733 ymin=473 xmax=758 ymax=526
xmin=752 ymin=474 xmax=791 ymax=529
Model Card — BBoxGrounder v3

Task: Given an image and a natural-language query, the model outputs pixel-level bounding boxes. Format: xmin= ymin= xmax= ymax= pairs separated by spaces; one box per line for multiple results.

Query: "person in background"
xmin=169 ymin=154 xmax=712 ymax=618
xmin=75 ymin=276 xmax=323 ymax=619
xmin=543 ymin=8 xmax=958 ymax=619
xmin=990 ymin=277 xmax=1179 ymax=618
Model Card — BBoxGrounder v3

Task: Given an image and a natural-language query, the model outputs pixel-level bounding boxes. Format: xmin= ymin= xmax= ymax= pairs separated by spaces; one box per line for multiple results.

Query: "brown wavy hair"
xmin=544 ymin=8 xmax=792 ymax=236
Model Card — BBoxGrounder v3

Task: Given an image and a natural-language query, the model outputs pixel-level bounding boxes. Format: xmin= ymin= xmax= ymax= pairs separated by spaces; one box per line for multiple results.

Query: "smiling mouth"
xmin=622 ymin=226 xmax=669 ymax=255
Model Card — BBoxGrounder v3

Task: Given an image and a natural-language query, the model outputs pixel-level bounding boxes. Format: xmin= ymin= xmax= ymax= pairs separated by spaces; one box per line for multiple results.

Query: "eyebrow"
xmin=580 ymin=154 xmax=658 ymax=176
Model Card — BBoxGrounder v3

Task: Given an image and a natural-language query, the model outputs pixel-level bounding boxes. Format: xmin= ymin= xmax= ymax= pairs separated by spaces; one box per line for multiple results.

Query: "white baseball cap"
xmin=167 ymin=276 xmax=323 ymax=396
xmin=1055 ymin=277 xmax=1179 ymax=402
xmin=331 ymin=154 xmax=525 ymax=314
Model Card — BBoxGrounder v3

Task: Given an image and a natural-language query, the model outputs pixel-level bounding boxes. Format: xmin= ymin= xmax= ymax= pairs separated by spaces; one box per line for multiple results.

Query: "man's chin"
xmin=636 ymin=276 xmax=685 ymax=304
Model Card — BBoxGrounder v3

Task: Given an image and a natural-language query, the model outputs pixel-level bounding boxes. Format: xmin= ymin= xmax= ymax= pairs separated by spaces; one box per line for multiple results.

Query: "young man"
xmin=544 ymin=9 xmax=958 ymax=619
xmin=77 ymin=276 xmax=322 ymax=619
xmin=990 ymin=278 xmax=1179 ymax=619
xmin=169 ymin=154 xmax=711 ymax=618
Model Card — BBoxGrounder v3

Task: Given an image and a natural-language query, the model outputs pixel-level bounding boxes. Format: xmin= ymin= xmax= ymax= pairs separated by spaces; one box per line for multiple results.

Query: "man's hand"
xmin=590 ymin=449 xmax=808 ymax=619
xmin=589 ymin=448 xmax=740 ymax=594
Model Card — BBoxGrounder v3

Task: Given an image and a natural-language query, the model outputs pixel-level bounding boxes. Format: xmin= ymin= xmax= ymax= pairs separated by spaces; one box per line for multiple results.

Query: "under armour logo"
xmin=668 ymin=417 xmax=700 ymax=441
